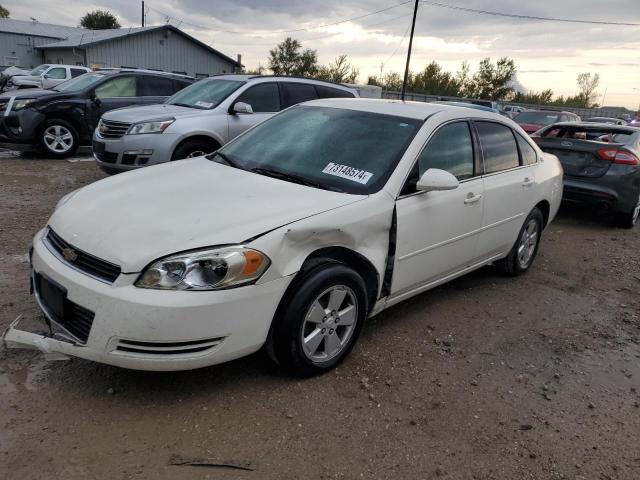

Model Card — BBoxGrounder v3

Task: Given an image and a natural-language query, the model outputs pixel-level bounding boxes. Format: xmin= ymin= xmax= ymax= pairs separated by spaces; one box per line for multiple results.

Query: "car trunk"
xmin=534 ymin=138 xmax=618 ymax=178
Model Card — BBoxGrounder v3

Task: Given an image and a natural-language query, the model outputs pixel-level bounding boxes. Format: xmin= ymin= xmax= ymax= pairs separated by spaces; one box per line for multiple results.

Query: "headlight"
xmin=127 ymin=118 xmax=175 ymax=135
xmin=135 ymin=246 xmax=270 ymax=291
xmin=12 ymin=98 xmax=36 ymax=111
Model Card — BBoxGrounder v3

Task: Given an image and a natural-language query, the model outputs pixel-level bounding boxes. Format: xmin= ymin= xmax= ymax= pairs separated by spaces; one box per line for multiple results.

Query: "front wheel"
xmin=171 ymin=139 xmax=219 ymax=160
xmin=269 ymin=263 xmax=368 ymax=376
xmin=496 ymin=208 xmax=544 ymax=276
xmin=39 ymin=119 xmax=78 ymax=158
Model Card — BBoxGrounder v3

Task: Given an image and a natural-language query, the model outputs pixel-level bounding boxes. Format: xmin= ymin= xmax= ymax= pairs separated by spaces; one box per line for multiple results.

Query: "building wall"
xmin=0 ymin=32 xmax=56 ymax=68
xmin=84 ymin=29 xmax=237 ymax=76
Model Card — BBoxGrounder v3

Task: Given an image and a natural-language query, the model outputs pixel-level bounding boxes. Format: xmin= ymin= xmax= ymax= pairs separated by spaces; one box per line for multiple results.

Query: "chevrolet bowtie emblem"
xmin=62 ymin=247 xmax=78 ymax=262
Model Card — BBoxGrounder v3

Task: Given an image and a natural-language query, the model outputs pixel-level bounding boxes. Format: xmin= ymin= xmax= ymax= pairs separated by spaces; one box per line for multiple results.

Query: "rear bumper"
xmin=563 ymin=174 xmax=640 ymax=213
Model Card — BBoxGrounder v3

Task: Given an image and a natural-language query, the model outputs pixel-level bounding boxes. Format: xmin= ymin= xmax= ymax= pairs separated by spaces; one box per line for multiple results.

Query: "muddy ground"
xmin=0 ymin=152 xmax=639 ymax=480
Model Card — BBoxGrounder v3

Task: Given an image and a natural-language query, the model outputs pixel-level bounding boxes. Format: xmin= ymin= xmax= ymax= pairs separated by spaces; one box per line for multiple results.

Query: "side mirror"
xmin=416 ymin=168 xmax=460 ymax=192
xmin=42 ymin=73 xmax=50 ymax=79
xmin=231 ymin=102 xmax=253 ymax=114
xmin=89 ymin=93 xmax=102 ymax=106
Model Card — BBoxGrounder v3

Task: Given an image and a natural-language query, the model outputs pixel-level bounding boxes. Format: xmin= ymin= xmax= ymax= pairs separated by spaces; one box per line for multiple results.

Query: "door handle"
xmin=522 ymin=177 xmax=534 ymax=187
xmin=464 ymin=193 xmax=482 ymax=205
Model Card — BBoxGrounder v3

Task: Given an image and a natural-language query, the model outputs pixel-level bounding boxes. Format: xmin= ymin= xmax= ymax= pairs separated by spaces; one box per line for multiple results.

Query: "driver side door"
xmin=85 ymin=75 xmax=139 ymax=133
xmin=390 ymin=121 xmax=485 ymax=301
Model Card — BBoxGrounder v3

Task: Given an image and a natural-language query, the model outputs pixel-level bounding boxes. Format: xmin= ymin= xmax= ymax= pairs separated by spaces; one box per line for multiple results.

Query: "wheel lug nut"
xmin=329 ymin=329 xmax=334 ymax=334
xmin=321 ymin=328 xmax=326 ymax=334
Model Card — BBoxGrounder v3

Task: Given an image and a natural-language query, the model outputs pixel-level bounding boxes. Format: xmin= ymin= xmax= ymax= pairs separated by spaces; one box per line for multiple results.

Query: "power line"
xmin=146 ymin=1 xmax=413 ymax=37
xmin=420 ymin=1 xmax=640 ymax=27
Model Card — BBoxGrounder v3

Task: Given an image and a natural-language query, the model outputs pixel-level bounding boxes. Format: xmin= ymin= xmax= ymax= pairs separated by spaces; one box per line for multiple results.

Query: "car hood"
xmin=0 ymin=88 xmax=59 ymax=100
xmin=48 ymin=158 xmax=364 ymax=272
xmin=103 ymin=103 xmax=209 ymax=123
xmin=12 ymin=75 xmax=40 ymax=84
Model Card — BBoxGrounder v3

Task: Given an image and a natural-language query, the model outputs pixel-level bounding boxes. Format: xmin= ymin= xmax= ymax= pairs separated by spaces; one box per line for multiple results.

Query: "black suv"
xmin=0 ymin=69 xmax=193 ymax=158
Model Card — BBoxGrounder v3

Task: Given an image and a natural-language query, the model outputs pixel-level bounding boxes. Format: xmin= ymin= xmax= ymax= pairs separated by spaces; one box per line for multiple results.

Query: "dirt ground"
xmin=0 ymin=152 xmax=639 ymax=480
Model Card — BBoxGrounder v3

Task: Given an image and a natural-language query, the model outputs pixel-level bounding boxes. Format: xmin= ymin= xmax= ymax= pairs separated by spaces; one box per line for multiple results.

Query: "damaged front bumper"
xmin=3 ymin=314 xmax=76 ymax=362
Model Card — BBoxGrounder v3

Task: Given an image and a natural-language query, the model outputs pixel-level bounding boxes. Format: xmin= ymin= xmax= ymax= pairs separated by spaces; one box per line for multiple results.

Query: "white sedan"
xmin=4 ymin=99 xmax=563 ymax=375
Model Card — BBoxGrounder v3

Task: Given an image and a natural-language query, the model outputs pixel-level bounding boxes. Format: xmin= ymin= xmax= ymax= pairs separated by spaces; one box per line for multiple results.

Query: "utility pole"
xmin=401 ymin=0 xmax=419 ymax=101
xmin=141 ymin=1 xmax=145 ymax=27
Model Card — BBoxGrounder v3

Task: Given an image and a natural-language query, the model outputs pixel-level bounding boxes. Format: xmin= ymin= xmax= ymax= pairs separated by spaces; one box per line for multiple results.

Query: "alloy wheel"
xmin=43 ymin=125 xmax=74 ymax=153
xmin=186 ymin=150 xmax=207 ymax=158
xmin=301 ymin=285 xmax=358 ymax=364
xmin=517 ymin=219 xmax=539 ymax=269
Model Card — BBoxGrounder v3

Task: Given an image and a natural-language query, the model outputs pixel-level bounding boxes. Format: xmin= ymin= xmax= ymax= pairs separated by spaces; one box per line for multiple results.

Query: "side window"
xmin=417 ymin=122 xmax=475 ymax=181
xmin=315 ymin=85 xmax=355 ymax=99
xmin=139 ymin=76 xmax=175 ymax=96
xmin=173 ymin=80 xmax=191 ymax=93
xmin=516 ymin=134 xmax=537 ymax=165
xmin=281 ymin=83 xmax=319 ymax=109
xmin=70 ymin=68 xmax=86 ymax=78
xmin=94 ymin=76 xmax=137 ymax=98
xmin=235 ymin=83 xmax=280 ymax=113
xmin=476 ymin=122 xmax=520 ymax=173
xmin=47 ymin=67 xmax=67 ymax=79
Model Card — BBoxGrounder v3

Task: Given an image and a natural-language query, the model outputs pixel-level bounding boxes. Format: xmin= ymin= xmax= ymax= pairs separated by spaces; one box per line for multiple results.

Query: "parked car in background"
xmin=5 ymin=64 xmax=91 ymax=90
xmin=514 ymin=110 xmax=581 ymax=134
xmin=5 ymin=100 xmax=563 ymax=375
xmin=584 ymin=116 xmax=627 ymax=126
xmin=504 ymin=105 xmax=527 ymax=119
xmin=531 ymin=122 xmax=640 ymax=228
xmin=93 ymin=75 xmax=357 ymax=174
xmin=0 ymin=69 xmax=193 ymax=158
xmin=470 ymin=99 xmax=504 ymax=114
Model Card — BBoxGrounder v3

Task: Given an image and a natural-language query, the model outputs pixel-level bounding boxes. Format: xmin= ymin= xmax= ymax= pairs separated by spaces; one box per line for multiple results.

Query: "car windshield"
xmin=52 ymin=72 xmax=105 ymax=92
xmin=29 ymin=64 xmax=50 ymax=76
xmin=165 ymin=79 xmax=244 ymax=109
xmin=514 ymin=112 xmax=560 ymax=125
xmin=213 ymin=105 xmax=422 ymax=195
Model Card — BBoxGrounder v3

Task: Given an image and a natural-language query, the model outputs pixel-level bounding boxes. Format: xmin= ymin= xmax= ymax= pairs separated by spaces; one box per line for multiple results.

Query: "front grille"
xmin=114 ymin=337 xmax=225 ymax=356
xmin=94 ymin=150 xmax=118 ymax=163
xmin=34 ymin=273 xmax=95 ymax=343
xmin=98 ymin=119 xmax=132 ymax=139
xmin=45 ymin=229 xmax=121 ymax=284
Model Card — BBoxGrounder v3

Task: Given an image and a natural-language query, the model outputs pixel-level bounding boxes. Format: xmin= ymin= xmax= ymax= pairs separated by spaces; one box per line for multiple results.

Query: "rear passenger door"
xmin=137 ymin=75 xmax=176 ymax=105
xmin=227 ymin=82 xmax=281 ymax=140
xmin=474 ymin=121 xmax=537 ymax=260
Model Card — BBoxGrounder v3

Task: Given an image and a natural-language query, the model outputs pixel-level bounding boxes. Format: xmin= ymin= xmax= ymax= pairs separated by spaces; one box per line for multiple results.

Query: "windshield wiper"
xmin=251 ymin=167 xmax=343 ymax=192
xmin=210 ymin=151 xmax=242 ymax=169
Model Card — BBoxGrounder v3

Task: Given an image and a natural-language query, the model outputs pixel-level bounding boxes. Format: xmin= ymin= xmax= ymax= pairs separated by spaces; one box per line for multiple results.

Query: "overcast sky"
xmin=6 ymin=0 xmax=640 ymax=108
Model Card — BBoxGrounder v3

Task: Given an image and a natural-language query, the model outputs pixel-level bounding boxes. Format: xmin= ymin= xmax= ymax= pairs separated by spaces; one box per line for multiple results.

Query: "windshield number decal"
xmin=195 ymin=101 xmax=213 ymax=108
xmin=322 ymin=163 xmax=373 ymax=185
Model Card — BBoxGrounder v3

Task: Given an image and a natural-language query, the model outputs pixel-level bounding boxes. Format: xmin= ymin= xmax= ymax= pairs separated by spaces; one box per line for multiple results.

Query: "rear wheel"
xmin=39 ymin=119 xmax=78 ymax=158
xmin=269 ymin=263 xmax=368 ymax=376
xmin=171 ymin=138 xmax=219 ymax=160
xmin=617 ymin=194 xmax=640 ymax=229
xmin=496 ymin=208 xmax=544 ymax=276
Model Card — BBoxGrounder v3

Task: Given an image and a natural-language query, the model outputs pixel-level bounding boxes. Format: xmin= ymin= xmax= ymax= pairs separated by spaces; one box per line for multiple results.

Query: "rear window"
xmin=539 ymin=125 xmax=635 ymax=143
xmin=514 ymin=111 xmax=561 ymax=126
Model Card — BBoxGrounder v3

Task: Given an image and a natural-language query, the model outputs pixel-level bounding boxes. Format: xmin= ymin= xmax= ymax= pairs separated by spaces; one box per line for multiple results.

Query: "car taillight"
xmin=596 ymin=148 xmax=639 ymax=166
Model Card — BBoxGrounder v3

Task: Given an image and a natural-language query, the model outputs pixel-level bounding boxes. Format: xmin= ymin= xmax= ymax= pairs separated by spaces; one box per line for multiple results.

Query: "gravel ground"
xmin=1 ymin=152 xmax=639 ymax=480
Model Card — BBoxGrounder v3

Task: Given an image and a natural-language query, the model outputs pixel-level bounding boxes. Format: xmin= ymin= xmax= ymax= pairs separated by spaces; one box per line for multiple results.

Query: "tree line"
xmin=264 ymin=37 xmax=602 ymax=109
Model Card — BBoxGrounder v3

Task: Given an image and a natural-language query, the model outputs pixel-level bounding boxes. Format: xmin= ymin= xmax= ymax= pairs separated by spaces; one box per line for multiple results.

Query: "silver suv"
xmin=93 ymin=75 xmax=358 ymax=173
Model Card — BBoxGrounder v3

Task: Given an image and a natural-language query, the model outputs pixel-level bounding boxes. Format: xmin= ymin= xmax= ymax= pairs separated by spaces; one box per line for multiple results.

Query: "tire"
xmin=39 ymin=119 xmax=79 ymax=158
xmin=171 ymin=138 xmax=219 ymax=161
xmin=496 ymin=208 xmax=544 ymax=276
xmin=616 ymin=195 xmax=640 ymax=229
xmin=269 ymin=263 xmax=368 ymax=376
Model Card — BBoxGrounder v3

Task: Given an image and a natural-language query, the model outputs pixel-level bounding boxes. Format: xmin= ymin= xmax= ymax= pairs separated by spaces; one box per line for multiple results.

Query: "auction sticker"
xmin=195 ymin=101 xmax=214 ymax=108
xmin=322 ymin=163 xmax=374 ymax=185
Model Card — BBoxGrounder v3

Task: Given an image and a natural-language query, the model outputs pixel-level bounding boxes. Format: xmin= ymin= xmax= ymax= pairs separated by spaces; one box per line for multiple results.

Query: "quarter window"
xmin=516 ymin=134 xmax=537 ymax=165
xmin=476 ymin=122 xmax=520 ymax=173
xmin=281 ymin=83 xmax=319 ymax=109
xmin=417 ymin=122 xmax=474 ymax=180
xmin=95 ymin=76 xmax=137 ymax=98
xmin=235 ymin=83 xmax=280 ymax=112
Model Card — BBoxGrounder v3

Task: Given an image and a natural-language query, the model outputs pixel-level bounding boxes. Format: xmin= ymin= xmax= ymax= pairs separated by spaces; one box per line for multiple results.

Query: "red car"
xmin=513 ymin=110 xmax=581 ymax=134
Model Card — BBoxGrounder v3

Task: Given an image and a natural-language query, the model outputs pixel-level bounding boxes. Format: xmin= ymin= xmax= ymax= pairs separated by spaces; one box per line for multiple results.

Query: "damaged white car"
xmin=4 ymin=99 xmax=563 ymax=375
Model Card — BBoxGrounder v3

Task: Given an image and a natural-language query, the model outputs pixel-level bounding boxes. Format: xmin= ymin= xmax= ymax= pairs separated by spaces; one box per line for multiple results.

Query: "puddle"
xmin=0 ymin=357 xmax=49 ymax=395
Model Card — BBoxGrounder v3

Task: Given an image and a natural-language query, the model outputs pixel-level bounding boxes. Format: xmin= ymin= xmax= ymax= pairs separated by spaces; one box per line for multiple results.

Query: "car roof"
xmin=300 ymin=98 xmax=507 ymax=121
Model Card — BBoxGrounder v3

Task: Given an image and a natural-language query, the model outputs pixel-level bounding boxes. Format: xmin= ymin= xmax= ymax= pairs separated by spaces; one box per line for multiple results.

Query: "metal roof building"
xmin=0 ymin=19 xmax=242 ymax=76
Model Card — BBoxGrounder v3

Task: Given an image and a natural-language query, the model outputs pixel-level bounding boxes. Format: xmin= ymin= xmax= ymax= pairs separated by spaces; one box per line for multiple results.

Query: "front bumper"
xmin=4 ymin=230 xmax=292 ymax=371
xmin=93 ymin=131 xmax=181 ymax=172
xmin=0 ymin=108 xmax=43 ymax=146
